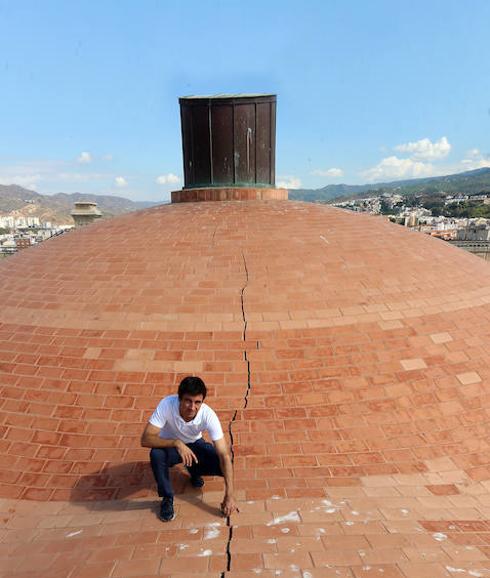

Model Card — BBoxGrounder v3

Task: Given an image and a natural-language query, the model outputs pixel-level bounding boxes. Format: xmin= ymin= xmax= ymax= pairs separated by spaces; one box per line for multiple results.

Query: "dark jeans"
xmin=150 ymin=438 xmax=223 ymax=498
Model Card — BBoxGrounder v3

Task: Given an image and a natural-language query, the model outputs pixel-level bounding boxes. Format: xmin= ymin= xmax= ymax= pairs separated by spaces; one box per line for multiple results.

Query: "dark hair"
xmin=178 ymin=376 xmax=207 ymax=400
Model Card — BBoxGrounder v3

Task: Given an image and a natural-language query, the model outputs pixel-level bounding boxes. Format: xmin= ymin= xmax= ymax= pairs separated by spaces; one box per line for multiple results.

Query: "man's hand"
xmin=221 ymin=494 xmax=239 ymax=517
xmin=175 ymin=440 xmax=198 ymax=467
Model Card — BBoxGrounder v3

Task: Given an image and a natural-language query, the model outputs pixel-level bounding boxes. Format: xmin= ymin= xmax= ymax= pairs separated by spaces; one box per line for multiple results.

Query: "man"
xmin=141 ymin=376 xmax=238 ymax=522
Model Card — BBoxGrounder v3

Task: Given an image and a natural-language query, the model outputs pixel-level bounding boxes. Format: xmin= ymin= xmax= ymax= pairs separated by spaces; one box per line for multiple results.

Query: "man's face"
xmin=179 ymin=393 xmax=204 ymax=422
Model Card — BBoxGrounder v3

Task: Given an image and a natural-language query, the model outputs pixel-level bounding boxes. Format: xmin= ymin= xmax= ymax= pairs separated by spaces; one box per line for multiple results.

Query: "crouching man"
xmin=141 ymin=376 xmax=238 ymax=522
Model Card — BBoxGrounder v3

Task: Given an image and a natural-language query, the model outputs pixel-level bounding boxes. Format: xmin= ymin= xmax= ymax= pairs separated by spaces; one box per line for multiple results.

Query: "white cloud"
xmin=312 ymin=167 xmax=344 ymax=178
xmin=0 ymin=159 xmax=137 ymax=198
xmin=461 ymin=149 xmax=490 ymax=170
xmin=395 ymin=136 xmax=451 ymax=161
xmin=156 ymin=173 xmax=180 ymax=185
xmin=276 ymin=176 xmax=302 ymax=189
xmin=114 ymin=176 xmax=128 ymax=187
xmin=57 ymin=172 xmax=107 ymax=182
xmin=0 ymin=160 xmax=63 ymax=191
xmin=363 ymin=156 xmax=434 ymax=182
xmin=0 ymin=173 xmax=42 ymax=190
xmin=77 ymin=151 xmax=92 ymax=164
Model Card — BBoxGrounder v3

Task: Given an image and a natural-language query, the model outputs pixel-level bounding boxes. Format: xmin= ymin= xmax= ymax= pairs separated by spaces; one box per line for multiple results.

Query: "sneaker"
xmin=190 ymin=475 xmax=204 ymax=488
xmin=159 ymin=497 xmax=175 ymax=522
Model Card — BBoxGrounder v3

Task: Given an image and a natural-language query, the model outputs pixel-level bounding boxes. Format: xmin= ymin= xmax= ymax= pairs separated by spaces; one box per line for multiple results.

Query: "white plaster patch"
xmin=198 ymin=549 xmax=212 ymax=557
xmin=177 ymin=543 xmax=189 ymax=551
xmin=189 ymin=527 xmax=199 ymax=534
xmin=204 ymin=523 xmax=221 ymax=540
xmin=433 ymin=532 xmax=448 ymax=542
xmin=65 ymin=530 xmax=83 ymax=538
xmin=267 ymin=511 xmax=301 ymax=525
xmin=280 ymin=527 xmax=290 ymax=533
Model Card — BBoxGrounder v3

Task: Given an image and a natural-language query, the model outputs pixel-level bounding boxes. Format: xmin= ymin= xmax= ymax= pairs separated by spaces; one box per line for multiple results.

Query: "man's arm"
xmin=214 ymin=437 xmax=238 ymax=516
xmin=140 ymin=423 xmax=197 ymax=467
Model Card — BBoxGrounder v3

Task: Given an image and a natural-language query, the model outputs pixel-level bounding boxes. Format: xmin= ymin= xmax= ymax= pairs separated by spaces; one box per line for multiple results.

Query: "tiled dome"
xmin=2 ymin=200 xmax=490 ymax=501
xmin=3 ymin=200 xmax=490 ymax=578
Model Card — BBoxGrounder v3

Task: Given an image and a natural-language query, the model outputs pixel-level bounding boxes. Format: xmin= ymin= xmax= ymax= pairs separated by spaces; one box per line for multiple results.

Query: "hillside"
xmin=290 ymin=167 xmax=490 ymax=203
xmin=0 ymin=185 xmax=157 ymax=225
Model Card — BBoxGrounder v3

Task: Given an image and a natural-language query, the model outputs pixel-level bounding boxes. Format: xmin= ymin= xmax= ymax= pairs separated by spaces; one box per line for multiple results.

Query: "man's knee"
xmin=150 ymin=447 xmax=169 ymax=465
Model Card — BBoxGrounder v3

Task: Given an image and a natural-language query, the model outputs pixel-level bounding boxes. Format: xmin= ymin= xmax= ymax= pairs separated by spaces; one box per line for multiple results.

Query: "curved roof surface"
xmin=2 ymin=200 xmax=490 ymax=577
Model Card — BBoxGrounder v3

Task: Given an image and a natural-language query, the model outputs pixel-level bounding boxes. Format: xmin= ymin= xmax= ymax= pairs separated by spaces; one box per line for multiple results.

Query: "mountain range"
xmin=2 ymin=167 xmax=490 ymax=224
xmin=289 ymin=167 xmax=490 ymax=203
xmin=0 ymin=185 xmax=157 ymax=225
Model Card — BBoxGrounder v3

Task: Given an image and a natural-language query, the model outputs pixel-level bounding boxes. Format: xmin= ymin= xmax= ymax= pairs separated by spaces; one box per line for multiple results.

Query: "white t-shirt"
xmin=149 ymin=394 xmax=224 ymax=444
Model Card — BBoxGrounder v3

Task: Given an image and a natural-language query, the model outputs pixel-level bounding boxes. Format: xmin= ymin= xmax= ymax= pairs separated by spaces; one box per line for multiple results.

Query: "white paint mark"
xmin=65 ymin=530 xmax=83 ymax=538
xmin=281 ymin=527 xmax=290 ymax=533
xmin=266 ymin=538 xmax=277 ymax=544
xmin=469 ymin=572 xmax=483 ymax=578
xmin=252 ymin=569 xmax=262 ymax=575
xmin=290 ymin=565 xmax=299 ymax=572
xmin=189 ymin=527 xmax=199 ymax=534
xmin=198 ymin=549 xmax=212 ymax=557
xmin=344 ymin=520 xmax=354 ymax=526
xmin=267 ymin=511 xmax=300 ymax=526
xmin=271 ymin=495 xmax=282 ymax=500
xmin=303 ymin=572 xmax=313 ymax=578
xmin=446 ymin=568 xmax=467 ymax=574
xmin=177 ymin=543 xmax=189 ymax=550
xmin=400 ymin=509 xmax=409 ymax=515
xmin=433 ymin=532 xmax=448 ymax=542
xmin=325 ymin=507 xmax=337 ymax=514
xmin=320 ymin=235 xmax=329 ymax=244
xmin=351 ymin=510 xmax=360 ymax=516
xmin=204 ymin=527 xmax=220 ymax=540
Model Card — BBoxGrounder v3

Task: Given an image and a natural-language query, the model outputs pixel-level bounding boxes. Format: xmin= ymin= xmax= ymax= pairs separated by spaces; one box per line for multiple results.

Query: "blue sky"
xmin=1 ymin=0 xmax=489 ymax=202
